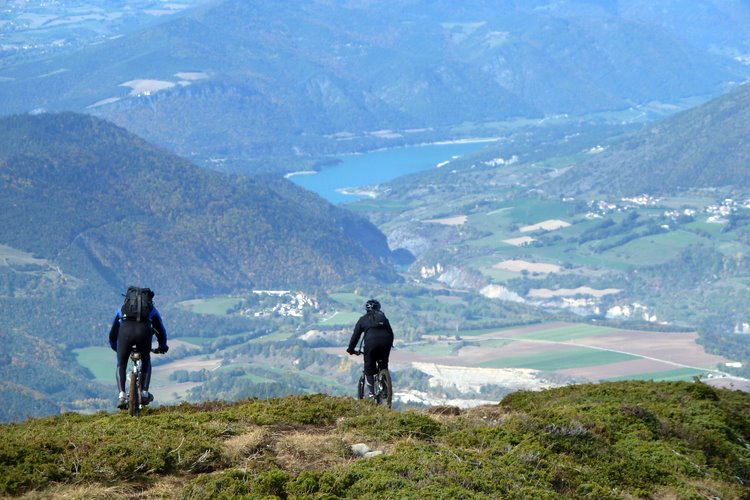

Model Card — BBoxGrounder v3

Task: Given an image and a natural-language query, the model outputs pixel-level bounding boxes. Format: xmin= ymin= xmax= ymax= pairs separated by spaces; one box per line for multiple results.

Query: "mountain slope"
xmin=0 ymin=112 xmax=402 ymax=296
xmin=2 ymin=383 xmax=749 ymax=498
xmin=549 ymin=82 xmax=750 ymax=197
xmin=0 ymin=111 xmax=407 ymax=422
xmin=0 ymin=1 xmax=747 ymax=171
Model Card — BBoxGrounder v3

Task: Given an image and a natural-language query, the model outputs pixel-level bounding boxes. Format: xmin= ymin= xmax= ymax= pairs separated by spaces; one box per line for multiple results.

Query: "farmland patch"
xmin=493 ymin=259 xmax=561 ymax=274
xmin=520 ymin=219 xmax=571 ymax=232
xmin=479 ymin=346 xmax=638 ymax=370
xmin=527 ymin=286 xmax=621 ymax=298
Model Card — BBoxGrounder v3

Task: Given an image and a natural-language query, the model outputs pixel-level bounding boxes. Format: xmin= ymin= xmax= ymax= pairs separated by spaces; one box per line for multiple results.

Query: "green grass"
xmin=177 ymin=296 xmax=243 ymax=316
xmin=3 ymin=384 xmax=749 ymax=499
xmin=685 ymin=219 xmax=727 ymax=238
xmin=317 ymin=310 xmax=361 ymax=326
xmin=246 ymin=330 xmax=296 ymax=343
xmin=599 ymin=229 xmax=705 ymax=266
xmin=74 ymin=347 xmax=114 ymax=381
xmin=428 ymin=327 xmax=501 ymax=337
xmin=506 ymin=197 xmax=573 ymax=225
xmin=510 ymin=324 xmax=619 ymax=342
xmin=179 ymin=330 xmax=252 ymax=345
xmin=480 ymin=346 xmax=639 ymax=370
xmin=603 ymin=367 xmax=709 ymax=382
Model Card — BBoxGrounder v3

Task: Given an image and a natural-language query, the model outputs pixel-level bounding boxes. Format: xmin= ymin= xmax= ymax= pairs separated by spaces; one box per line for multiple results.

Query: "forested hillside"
xmin=549 ymin=82 xmax=750 ymax=197
xmin=0 ymin=112 xmax=403 ymax=296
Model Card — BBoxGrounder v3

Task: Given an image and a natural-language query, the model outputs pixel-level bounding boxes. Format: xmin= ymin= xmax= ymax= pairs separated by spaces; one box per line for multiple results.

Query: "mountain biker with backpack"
xmin=346 ymin=299 xmax=394 ymax=399
xmin=108 ymin=286 xmax=169 ymax=409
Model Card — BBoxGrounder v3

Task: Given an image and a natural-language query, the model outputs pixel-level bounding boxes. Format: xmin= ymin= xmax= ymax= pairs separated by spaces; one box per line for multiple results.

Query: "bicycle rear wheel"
xmin=376 ymin=369 xmax=393 ymax=408
xmin=357 ymin=373 xmax=365 ymax=399
xmin=128 ymin=369 xmax=139 ymax=417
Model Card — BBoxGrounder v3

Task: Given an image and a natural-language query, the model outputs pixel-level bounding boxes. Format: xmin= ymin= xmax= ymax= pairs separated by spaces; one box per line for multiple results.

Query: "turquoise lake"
xmin=288 ymin=141 xmax=493 ymax=204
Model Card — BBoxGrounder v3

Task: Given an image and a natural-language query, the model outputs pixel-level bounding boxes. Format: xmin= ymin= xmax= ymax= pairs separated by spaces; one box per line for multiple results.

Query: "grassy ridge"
xmin=2 ymin=382 xmax=749 ymax=498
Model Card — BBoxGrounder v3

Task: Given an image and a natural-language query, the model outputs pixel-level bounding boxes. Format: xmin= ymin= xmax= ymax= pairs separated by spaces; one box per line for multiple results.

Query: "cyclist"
xmin=346 ymin=299 xmax=394 ymax=399
xmin=108 ymin=287 xmax=169 ymax=409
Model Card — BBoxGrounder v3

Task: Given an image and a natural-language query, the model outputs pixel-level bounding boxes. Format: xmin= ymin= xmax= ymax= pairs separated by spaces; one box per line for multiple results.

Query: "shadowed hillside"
xmin=2 ymin=381 xmax=749 ymax=498
xmin=549 ymin=82 xmax=750 ymax=197
xmin=0 ymin=112 xmax=403 ymax=296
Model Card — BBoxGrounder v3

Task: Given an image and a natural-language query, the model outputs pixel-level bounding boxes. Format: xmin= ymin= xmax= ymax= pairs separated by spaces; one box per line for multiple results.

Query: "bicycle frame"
xmin=127 ymin=348 xmax=143 ymax=416
xmin=353 ymin=340 xmax=393 ymax=408
xmin=124 ymin=345 xmax=163 ymax=416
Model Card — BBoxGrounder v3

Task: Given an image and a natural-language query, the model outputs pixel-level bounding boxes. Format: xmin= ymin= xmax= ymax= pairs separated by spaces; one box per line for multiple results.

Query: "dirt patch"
xmin=528 ymin=287 xmax=621 ymax=298
xmin=120 ymin=79 xmax=175 ymax=95
xmin=557 ymin=358 xmax=679 ymax=380
xmin=493 ymin=259 xmax=561 ymax=274
xmin=520 ymin=219 xmax=571 ymax=233
xmin=578 ymin=330 xmax=729 ymax=368
xmin=424 ymin=215 xmax=467 ymax=226
xmin=411 ymin=362 xmax=557 ymax=392
xmin=503 ymin=236 xmax=536 ymax=246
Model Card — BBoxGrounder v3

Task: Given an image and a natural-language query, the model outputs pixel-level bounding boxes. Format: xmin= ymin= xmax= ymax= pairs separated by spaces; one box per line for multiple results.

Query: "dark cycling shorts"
xmin=116 ymin=321 xmax=153 ymax=391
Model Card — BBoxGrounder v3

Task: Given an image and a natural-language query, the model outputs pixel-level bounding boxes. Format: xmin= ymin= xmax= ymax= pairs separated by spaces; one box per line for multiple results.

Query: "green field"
xmin=180 ymin=330 xmax=252 ymax=345
xmin=401 ymin=343 xmax=458 ymax=357
xmin=508 ymin=324 xmax=620 ymax=342
xmin=329 ymin=292 xmax=367 ymax=309
xmin=74 ymin=347 xmax=113 ymax=381
xmin=318 ymin=310 xmax=361 ymax=327
xmin=479 ymin=346 xmax=638 ymax=371
xmin=177 ymin=296 xmax=243 ymax=316
xmin=429 ymin=327 xmax=501 ymax=337
xmin=599 ymin=229 xmax=706 ymax=266
xmin=246 ymin=330 xmax=296 ymax=344
xmin=603 ymin=367 xmax=708 ymax=382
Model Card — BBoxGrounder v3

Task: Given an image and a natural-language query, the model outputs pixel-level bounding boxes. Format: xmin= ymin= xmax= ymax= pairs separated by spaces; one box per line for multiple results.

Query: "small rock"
xmin=363 ymin=450 xmax=383 ymax=458
xmin=351 ymin=443 xmax=371 ymax=456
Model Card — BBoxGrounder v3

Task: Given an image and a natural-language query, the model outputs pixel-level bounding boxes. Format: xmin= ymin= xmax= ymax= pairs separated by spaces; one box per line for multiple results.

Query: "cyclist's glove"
xmin=156 ymin=344 xmax=169 ymax=354
xmin=346 ymin=348 xmax=355 ymax=355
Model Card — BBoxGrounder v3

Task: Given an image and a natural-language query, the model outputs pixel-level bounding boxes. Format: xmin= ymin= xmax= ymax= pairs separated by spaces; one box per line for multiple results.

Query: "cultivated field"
xmin=390 ymin=322 xmax=748 ymax=395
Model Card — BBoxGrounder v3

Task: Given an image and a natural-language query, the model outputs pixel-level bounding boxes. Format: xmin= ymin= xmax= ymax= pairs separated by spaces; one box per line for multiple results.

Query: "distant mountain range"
xmin=549 ymin=82 xmax=750 ymax=197
xmin=0 ymin=112 xmax=403 ymax=297
xmin=0 ymin=0 xmax=748 ymax=172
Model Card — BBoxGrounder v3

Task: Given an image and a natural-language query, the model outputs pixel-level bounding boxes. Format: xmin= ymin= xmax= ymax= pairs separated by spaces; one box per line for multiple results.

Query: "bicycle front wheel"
xmin=377 ymin=369 xmax=393 ymax=409
xmin=128 ymin=370 xmax=139 ymax=417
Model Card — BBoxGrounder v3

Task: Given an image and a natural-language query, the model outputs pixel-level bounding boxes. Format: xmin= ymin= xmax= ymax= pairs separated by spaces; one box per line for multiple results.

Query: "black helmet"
xmin=365 ymin=299 xmax=381 ymax=311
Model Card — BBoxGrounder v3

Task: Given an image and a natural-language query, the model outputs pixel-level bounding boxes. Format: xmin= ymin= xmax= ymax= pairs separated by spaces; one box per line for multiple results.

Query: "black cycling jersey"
xmin=348 ymin=310 xmax=394 ymax=375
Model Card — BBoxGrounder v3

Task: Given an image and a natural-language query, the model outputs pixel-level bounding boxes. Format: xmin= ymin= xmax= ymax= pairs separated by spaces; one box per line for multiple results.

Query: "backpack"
xmin=368 ymin=310 xmax=386 ymax=330
xmin=121 ymin=286 xmax=154 ymax=322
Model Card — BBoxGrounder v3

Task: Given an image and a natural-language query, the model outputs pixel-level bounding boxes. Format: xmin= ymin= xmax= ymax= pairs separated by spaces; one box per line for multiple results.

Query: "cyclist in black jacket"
xmin=347 ymin=299 xmax=394 ymax=399
xmin=108 ymin=288 xmax=168 ymax=409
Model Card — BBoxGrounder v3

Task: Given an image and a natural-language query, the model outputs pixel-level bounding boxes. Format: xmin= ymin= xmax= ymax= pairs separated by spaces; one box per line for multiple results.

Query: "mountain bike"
xmin=353 ymin=350 xmax=393 ymax=409
xmin=125 ymin=346 xmax=165 ymax=416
